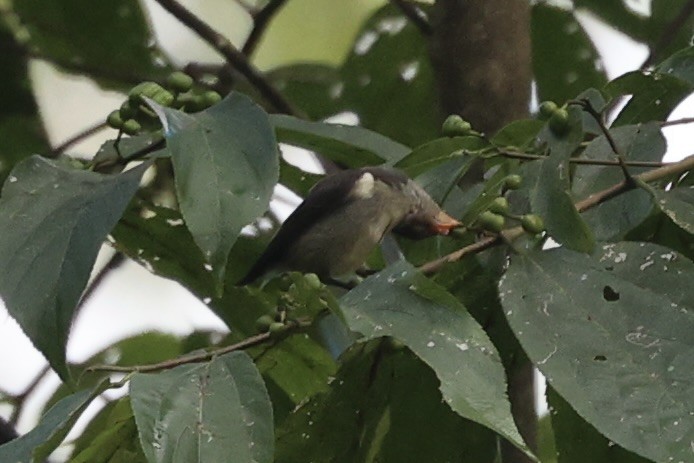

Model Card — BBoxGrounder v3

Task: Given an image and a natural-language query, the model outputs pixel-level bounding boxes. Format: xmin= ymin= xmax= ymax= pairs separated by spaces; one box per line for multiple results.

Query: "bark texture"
xmin=428 ymin=0 xmax=532 ymax=135
xmin=428 ymin=2 xmax=536 ymax=462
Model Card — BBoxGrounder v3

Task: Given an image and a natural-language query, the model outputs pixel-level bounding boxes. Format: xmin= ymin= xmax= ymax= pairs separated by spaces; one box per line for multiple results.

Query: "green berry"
xmin=106 ymin=110 xmax=123 ymax=129
xmin=119 ymin=100 xmax=137 ymax=120
xmin=478 ymin=211 xmax=505 ymax=232
xmin=304 ymin=273 xmax=322 ymax=290
xmin=201 ymin=90 xmax=222 ymax=107
xmin=521 ymin=214 xmax=545 ymax=234
xmin=255 ymin=315 xmax=274 ymax=332
xmin=442 ymin=115 xmax=472 ymax=137
xmin=269 ymin=322 xmax=287 ymax=336
xmin=504 ymin=174 xmax=523 ymax=190
xmin=121 ymin=119 xmax=141 ymax=135
xmin=539 ymin=101 xmax=559 ymax=119
xmin=488 ymin=197 xmax=510 ymax=215
xmin=174 ymin=92 xmax=195 ymax=109
xmin=166 ymin=71 xmax=194 ymax=92
xmin=129 ymin=81 xmax=174 ymax=107
xmin=548 ymin=108 xmax=570 ymax=136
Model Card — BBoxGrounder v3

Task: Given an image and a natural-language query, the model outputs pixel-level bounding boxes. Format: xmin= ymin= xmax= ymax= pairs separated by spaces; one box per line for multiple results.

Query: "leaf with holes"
xmin=501 ymin=242 xmax=694 ymax=462
xmin=0 ymin=157 xmax=149 ymax=380
xmin=148 ymin=92 xmax=279 ymax=289
xmin=341 ymin=261 xmax=535 ymax=458
xmin=130 ymin=351 xmax=274 ymax=463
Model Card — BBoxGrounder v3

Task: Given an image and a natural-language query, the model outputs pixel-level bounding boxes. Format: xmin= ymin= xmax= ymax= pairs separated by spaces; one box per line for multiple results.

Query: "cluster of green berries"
xmin=106 ymin=71 xmax=222 ymax=135
xmin=538 ymin=101 xmax=571 ymax=136
xmin=474 ymin=175 xmax=545 ymax=235
xmin=441 ymin=114 xmax=476 ymax=137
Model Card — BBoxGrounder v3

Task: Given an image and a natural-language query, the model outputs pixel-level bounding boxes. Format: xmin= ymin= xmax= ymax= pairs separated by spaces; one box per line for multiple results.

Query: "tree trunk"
xmin=428 ymin=2 xmax=536 ymax=462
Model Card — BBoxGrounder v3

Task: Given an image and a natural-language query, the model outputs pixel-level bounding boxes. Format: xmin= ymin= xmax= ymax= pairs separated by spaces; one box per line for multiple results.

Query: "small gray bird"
xmin=239 ymin=167 xmax=460 ymax=285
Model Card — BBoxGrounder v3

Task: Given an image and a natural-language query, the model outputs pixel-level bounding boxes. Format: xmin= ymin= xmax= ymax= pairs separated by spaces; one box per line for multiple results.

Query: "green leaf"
xmin=648 ymin=185 xmax=694 ymax=234
xmin=491 ymin=119 xmax=545 ymax=149
xmin=149 ymin=92 xmax=279 ymax=287
xmin=605 ymin=71 xmax=692 ymax=126
xmin=573 ymin=123 xmax=665 ymax=240
xmin=338 ymin=5 xmax=441 ymax=147
xmin=501 ymin=242 xmax=694 ymax=462
xmin=111 ymin=202 xmax=216 ymax=298
xmin=271 ymin=114 xmax=409 ymax=166
xmin=341 ymin=261 xmax=534 ymax=457
xmin=547 ymin=386 xmax=650 ymax=463
xmin=0 ymin=157 xmax=149 ymax=380
xmin=657 ymin=46 xmax=694 ymax=85
xmin=394 ymin=136 xmax=487 ymax=178
xmin=69 ymin=398 xmax=146 ymax=463
xmin=0 ymin=379 xmax=110 ymax=463
xmin=13 ymin=0 xmax=169 ymax=87
xmin=531 ymin=4 xmax=608 ymax=104
xmin=276 ymin=342 xmax=498 ymax=462
xmin=130 ymin=351 xmax=274 ymax=463
xmin=0 ymin=24 xmax=50 ymax=183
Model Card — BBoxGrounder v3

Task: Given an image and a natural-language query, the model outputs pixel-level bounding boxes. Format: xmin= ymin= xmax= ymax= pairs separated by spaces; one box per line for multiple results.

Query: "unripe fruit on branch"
xmin=442 ymin=115 xmax=472 ymax=137
xmin=478 ymin=211 xmax=505 ymax=232
xmin=521 ymin=214 xmax=545 ymax=234
xmin=166 ymin=71 xmax=194 ymax=93
xmin=488 ymin=197 xmax=510 ymax=215
xmin=504 ymin=174 xmax=523 ymax=190
xmin=549 ymin=108 xmax=570 ymax=136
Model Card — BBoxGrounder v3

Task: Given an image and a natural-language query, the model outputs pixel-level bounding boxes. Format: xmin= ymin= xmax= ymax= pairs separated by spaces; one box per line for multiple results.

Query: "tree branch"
xmin=498 ymin=149 xmax=668 ymax=168
xmin=661 ymin=116 xmax=694 ymax=127
xmin=87 ymin=320 xmax=309 ymax=374
xmin=48 ymin=121 xmax=108 ymax=158
xmin=418 ymin=154 xmax=694 ymax=274
xmin=152 ymin=0 xmax=298 ymax=115
xmin=242 ymin=0 xmax=289 ymax=56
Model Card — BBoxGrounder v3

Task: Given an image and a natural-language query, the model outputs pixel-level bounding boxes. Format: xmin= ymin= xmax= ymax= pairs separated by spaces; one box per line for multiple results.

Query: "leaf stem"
xmin=498 ymin=149 xmax=669 ymax=168
xmin=48 ymin=122 xmax=108 ymax=158
xmin=660 ymin=116 xmax=694 ymax=127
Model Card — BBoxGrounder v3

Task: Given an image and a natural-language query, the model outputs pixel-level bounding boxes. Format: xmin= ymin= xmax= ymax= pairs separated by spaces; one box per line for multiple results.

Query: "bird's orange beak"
xmin=431 ymin=211 xmax=462 ymax=235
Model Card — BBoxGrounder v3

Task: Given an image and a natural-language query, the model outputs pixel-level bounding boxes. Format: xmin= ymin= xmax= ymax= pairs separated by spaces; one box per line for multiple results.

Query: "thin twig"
xmin=89 ymin=332 xmax=272 ymax=373
xmin=242 ymin=0 xmax=289 ymax=56
xmin=641 ymin=0 xmax=694 ymax=69
xmin=8 ymin=365 xmax=50 ymax=425
xmin=418 ymin=154 xmax=694 ymax=274
xmin=48 ymin=122 xmax=108 ymax=158
xmin=569 ymin=99 xmax=632 ymax=182
xmin=660 ymin=117 xmax=694 ymax=127
xmin=152 ymin=0 xmax=298 ymax=115
xmin=498 ymin=149 xmax=669 ymax=168
xmin=390 ymin=0 xmax=433 ymax=35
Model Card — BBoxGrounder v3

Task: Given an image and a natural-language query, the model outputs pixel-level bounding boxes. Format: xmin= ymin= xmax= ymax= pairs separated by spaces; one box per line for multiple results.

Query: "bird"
xmin=239 ymin=166 xmax=461 ymax=285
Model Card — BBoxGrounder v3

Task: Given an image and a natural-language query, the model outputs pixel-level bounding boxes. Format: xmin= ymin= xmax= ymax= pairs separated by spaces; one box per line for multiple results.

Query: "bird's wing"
xmin=238 ymin=170 xmax=364 ymax=284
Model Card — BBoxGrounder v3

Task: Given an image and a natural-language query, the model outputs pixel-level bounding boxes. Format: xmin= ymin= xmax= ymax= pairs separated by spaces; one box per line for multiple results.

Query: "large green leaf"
xmin=12 ymin=0 xmax=168 ymax=87
xmin=130 ymin=351 xmax=274 ymax=463
xmin=276 ymin=342 xmax=498 ymax=462
xmin=648 ymin=184 xmax=694 ymax=234
xmin=501 ymin=242 xmax=694 ymax=462
xmin=606 ymin=71 xmax=692 ymax=126
xmin=547 ymin=386 xmax=650 ymax=463
xmin=532 ymin=106 xmax=594 ymax=252
xmin=149 ymin=93 xmax=279 ymax=288
xmin=0 ymin=380 xmax=110 ymax=463
xmin=271 ymin=114 xmax=409 ymax=166
xmin=111 ymin=202 xmax=216 ymax=298
xmin=338 ymin=4 xmax=441 ymax=147
xmin=394 ymin=136 xmax=487 ymax=178
xmin=573 ymin=123 xmax=665 ymax=240
xmin=0 ymin=24 xmax=50 ymax=184
xmin=0 ymin=157 xmax=149 ymax=380
xmin=341 ymin=261 xmax=534 ymax=457
xmin=531 ymin=4 xmax=608 ymax=104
